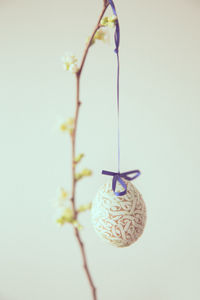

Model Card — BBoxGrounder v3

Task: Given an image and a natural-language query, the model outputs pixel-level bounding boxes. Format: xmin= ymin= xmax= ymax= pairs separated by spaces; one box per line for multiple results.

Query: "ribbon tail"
xmin=102 ymin=170 xmax=116 ymax=176
xmin=113 ymin=175 xmax=127 ymax=196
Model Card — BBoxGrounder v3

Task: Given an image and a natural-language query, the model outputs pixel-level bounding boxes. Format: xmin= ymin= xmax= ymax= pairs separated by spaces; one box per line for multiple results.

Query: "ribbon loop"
xmin=108 ymin=0 xmax=120 ymax=54
xmin=102 ymin=170 xmax=141 ymax=196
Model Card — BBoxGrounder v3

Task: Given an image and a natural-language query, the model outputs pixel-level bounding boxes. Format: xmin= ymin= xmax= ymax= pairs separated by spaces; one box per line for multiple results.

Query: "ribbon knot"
xmin=102 ymin=170 xmax=141 ymax=196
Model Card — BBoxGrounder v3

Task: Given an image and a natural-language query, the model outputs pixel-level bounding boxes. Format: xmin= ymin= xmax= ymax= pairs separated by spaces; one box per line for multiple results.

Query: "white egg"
xmin=91 ymin=178 xmax=146 ymax=247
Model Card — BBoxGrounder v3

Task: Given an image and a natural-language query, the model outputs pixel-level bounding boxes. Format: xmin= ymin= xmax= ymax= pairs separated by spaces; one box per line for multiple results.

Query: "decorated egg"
xmin=91 ymin=178 xmax=146 ymax=247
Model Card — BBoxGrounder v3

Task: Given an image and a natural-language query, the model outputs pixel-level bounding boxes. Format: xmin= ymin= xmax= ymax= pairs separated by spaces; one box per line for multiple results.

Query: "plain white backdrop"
xmin=0 ymin=0 xmax=200 ymax=299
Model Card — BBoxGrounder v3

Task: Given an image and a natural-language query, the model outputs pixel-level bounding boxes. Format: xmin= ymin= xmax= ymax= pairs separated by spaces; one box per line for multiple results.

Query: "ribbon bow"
xmin=102 ymin=170 xmax=141 ymax=196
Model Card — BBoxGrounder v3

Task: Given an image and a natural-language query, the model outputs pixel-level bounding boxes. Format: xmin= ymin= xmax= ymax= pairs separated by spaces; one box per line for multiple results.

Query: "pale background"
xmin=0 ymin=0 xmax=200 ymax=299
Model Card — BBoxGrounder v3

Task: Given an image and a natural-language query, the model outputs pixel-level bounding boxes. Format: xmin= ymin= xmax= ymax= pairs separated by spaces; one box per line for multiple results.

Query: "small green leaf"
xmin=56 ymin=207 xmax=75 ymax=225
xmin=82 ymin=168 xmax=92 ymax=176
xmin=72 ymin=220 xmax=83 ymax=230
xmin=75 ymin=168 xmax=92 ymax=181
xmin=77 ymin=202 xmax=92 ymax=213
xmin=100 ymin=15 xmax=117 ymax=28
xmin=74 ymin=153 xmax=84 ymax=164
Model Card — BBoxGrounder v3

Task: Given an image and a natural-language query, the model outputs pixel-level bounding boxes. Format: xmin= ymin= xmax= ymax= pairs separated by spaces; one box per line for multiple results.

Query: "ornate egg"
xmin=91 ymin=179 xmax=146 ymax=247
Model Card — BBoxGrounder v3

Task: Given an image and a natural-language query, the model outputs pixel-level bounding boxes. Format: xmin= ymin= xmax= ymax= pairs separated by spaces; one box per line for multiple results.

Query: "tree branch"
xmin=70 ymin=2 xmax=109 ymax=300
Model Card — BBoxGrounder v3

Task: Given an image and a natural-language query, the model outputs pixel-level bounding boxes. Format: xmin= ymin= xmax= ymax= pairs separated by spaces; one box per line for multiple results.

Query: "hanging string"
xmin=102 ymin=0 xmax=141 ymax=196
xmin=108 ymin=0 xmax=120 ymax=172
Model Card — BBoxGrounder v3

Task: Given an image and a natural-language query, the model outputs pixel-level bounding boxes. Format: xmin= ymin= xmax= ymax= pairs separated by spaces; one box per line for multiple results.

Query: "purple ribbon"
xmin=102 ymin=170 xmax=141 ymax=196
xmin=108 ymin=0 xmax=121 ymax=173
xmin=107 ymin=0 xmax=120 ymax=54
xmin=102 ymin=0 xmax=141 ymax=196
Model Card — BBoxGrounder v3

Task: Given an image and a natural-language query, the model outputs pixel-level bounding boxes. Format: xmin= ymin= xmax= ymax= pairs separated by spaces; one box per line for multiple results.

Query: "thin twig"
xmin=70 ymin=2 xmax=109 ymax=300
xmin=77 ymin=3 xmax=109 ymax=76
